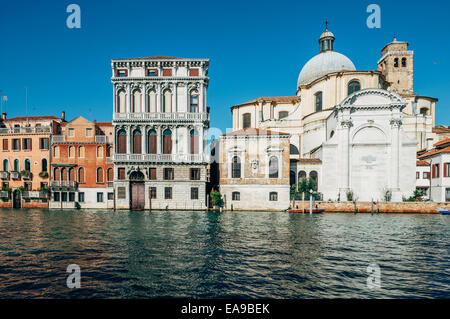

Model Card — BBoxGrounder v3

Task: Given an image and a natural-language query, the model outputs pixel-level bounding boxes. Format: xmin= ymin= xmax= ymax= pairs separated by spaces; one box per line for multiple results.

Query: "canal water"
xmin=0 ymin=209 xmax=449 ymax=298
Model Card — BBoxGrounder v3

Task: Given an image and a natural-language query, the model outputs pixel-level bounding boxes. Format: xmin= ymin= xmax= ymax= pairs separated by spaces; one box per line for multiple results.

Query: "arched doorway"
xmin=129 ymin=171 xmax=145 ymax=210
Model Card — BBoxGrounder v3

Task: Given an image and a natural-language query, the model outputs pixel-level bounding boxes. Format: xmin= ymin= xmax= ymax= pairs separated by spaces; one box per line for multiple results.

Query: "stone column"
xmin=156 ymin=84 xmax=161 ymax=113
xmin=157 ymin=125 xmax=161 ymax=154
xmin=390 ymin=119 xmax=402 ymax=190
xmin=341 ymin=119 xmax=353 ymax=192
xmin=142 ymin=125 xmax=146 ymax=154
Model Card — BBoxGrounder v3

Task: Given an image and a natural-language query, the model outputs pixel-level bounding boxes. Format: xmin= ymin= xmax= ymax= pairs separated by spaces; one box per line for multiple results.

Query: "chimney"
xmin=61 ymin=111 xmax=65 ymax=121
xmin=1 ymin=112 xmax=6 ymax=120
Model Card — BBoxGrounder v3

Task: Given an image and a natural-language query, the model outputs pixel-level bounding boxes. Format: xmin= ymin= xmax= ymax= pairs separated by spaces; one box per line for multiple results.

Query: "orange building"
xmin=49 ymin=116 xmax=114 ymax=209
xmin=0 ymin=112 xmax=64 ymax=208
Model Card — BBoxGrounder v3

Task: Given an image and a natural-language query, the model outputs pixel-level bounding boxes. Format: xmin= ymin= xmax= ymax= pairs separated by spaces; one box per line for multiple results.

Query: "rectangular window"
xmin=86 ymin=128 xmax=93 ymax=137
xmin=107 ymin=192 xmax=114 ymax=200
xmin=433 ymin=164 xmax=440 ymax=178
xmin=232 ymin=192 xmax=240 ymax=201
xmin=54 ymin=192 xmax=60 ymax=202
xmin=68 ymin=128 xmax=75 ymax=137
xmin=164 ymin=168 xmax=174 ymax=180
xmin=163 ymin=69 xmax=172 ymax=76
xmin=117 ymin=69 xmax=127 ymax=77
xmin=12 ymin=139 xmax=20 ymax=151
xmin=147 ymin=69 xmax=158 ymax=76
xmin=149 ymin=168 xmax=157 ymax=180
xmin=39 ymin=138 xmax=49 ymax=150
xmin=78 ymin=192 xmax=85 ymax=202
xmin=61 ymin=192 xmax=68 ymax=202
xmin=444 ymin=163 xmax=450 ymax=177
xmin=24 ymin=182 xmax=32 ymax=190
xmin=150 ymin=187 xmax=157 ymax=199
xmin=69 ymin=192 xmax=75 ymax=202
xmin=269 ymin=192 xmax=278 ymax=201
xmin=416 ymin=172 xmax=420 ymax=179
xmin=22 ymin=138 xmax=32 ymax=151
xmin=191 ymin=187 xmax=199 ymax=200
xmin=118 ymin=187 xmax=126 ymax=199
xmin=189 ymin=68 xmax=199 ymax=76
xmin=97 ymin=192 xmax=104 ymax=202
xmin=118 ymin=168 xmax=126 ymax=180
xmin=164 ymin=187 xmax=172 ymax=199
xmin=190 ymin=168 xmax=200 ymax=180
xmin=424 ymin=172 xmax=430 ymax=179
xmin=2 ymin=139 xmax=8 ymax=151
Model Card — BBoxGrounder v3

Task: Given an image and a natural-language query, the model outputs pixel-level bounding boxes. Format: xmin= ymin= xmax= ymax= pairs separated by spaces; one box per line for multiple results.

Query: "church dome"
xmin=297 ymin=28 xmax=356 ymax=87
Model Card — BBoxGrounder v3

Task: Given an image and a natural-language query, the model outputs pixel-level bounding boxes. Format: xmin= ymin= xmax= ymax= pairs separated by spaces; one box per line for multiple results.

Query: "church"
xmin=218 ymin=27 xmax=440 ymax=208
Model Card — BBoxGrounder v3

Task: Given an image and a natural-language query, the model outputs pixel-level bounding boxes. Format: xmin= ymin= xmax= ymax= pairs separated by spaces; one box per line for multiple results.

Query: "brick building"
xmin=49 ymin=116 xmax=114 ymax=209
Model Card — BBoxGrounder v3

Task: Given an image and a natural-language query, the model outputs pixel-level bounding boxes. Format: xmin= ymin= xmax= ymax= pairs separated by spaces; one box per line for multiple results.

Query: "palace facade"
xmin=111 ymin=56 xmax=210 ymax=210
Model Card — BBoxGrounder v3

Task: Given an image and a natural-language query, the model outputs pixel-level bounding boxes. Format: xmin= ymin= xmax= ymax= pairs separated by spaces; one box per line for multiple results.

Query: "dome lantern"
xmin=319 ymin=28 xmax=335 ymax=52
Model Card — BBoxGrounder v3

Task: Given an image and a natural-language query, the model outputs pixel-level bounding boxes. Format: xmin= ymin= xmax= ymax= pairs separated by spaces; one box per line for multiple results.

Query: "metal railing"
xmin=52 ymin=135 xmax=113 ymax=144
xmin=50 ymin=181 xmax=78 ymax=188
xmin=113 ymin=112 xmax=209 ymax=121
xmin=22 ymin=191 xmax=49 ymax=199
xmin=0 ymin=171 xmax=9 ymax=179
xmin=0 ymin=126 xmax=52 ymax=135
xmin=113 ymin=153 xmax=207 ymax=163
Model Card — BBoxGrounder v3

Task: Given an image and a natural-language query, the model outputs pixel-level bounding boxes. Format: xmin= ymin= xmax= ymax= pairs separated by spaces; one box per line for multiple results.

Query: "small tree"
xmin=298 ymin=178 xmax=316 ymax=200
xmin=210 ymin=191 xmax=223 ymax=207
xmin=346 ymin=189 xmax=354 ymax=202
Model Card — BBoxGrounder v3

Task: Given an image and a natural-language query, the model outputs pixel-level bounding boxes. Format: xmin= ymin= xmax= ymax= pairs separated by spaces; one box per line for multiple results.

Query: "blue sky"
xmin=0 ymin=0 xmax=449 ymax=133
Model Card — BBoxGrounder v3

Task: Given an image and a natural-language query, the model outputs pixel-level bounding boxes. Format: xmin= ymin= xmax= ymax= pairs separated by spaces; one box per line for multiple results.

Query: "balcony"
xmin=50 ymin=181 xmax=78 ymax=189
xmin=0 ymin=126 xmax=52 ymax=135
xmin=0 ymin=171 xmax=9 ymax=180
xmin=52 ymin=135 xmax=66 ymax=143
xmin=0 ymin=191 xmax=10 ymax=198
xmin=52 ymin=135 xmax=113 ymax=144
xmin=22 ymin=191 xmax=49 ymax=199
xmin=11 ymin=171 xmax=20 ymax=180
xmin=113 ymin=112 xmax=209 ymax=122
xmin=113 ymin=153 xmax=207 ymax=163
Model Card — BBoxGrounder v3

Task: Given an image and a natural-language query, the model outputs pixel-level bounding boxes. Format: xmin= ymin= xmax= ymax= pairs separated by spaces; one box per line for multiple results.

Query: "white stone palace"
xmin=111 ymin=56 xmax=210 ymax=210
xmin=221 ymin=28 xmax=441 ymax=205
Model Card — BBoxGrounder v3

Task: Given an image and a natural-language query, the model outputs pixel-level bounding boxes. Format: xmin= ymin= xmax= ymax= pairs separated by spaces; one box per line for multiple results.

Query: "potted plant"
xmin=210 ymin=191 xmax=224 ymax=209
xmin=20 ymin=170 xmax=31 ymax=179
xmin=39 ymin=171 xmax=49 ymax=178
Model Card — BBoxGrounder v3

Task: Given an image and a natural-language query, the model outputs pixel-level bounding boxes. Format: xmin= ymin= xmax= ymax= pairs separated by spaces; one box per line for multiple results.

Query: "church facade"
xmin=222 ymin=28 xmax=439 ymax=204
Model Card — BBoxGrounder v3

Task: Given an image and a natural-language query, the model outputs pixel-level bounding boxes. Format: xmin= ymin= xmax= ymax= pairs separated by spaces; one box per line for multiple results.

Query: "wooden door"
xmin=131 ymin=183 xmax=145 ymax=210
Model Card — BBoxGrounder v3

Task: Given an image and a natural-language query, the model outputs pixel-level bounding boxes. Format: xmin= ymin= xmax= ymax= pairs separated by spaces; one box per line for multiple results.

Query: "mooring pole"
xmin=371 ymin=199 xmax=374 ymax=216
xmin=309 ymin=189 xmax=313 ymax=214
xmin=377 ymin=200 xmax=379 ymax=214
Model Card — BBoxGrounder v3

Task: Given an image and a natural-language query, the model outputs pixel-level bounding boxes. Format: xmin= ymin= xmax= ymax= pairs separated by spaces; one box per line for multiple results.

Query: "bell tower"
xmin=377 ymin=37 xmax=414 ymax=95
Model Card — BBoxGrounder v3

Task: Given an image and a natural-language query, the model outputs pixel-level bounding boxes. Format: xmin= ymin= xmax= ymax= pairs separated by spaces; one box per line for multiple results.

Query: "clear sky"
xmin=0 ymin=0 xmax=449 ymax=133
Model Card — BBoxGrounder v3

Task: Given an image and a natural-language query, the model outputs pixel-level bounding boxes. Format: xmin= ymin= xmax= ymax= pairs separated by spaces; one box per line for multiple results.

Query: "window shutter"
xmin=2 ymin=139 xmax=8 ymax=151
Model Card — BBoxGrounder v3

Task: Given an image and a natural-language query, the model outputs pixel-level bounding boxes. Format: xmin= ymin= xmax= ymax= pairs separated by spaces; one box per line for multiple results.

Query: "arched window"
xmin=330 ymin=130 xmax=335 ymax=138
xmin=117 ymin=89 xmax=126 ymax=113
xmin=309 ymin=170 xmax=318 ymax=191
xmin=117 ymin=129 xmax=127 ymax=154
xmin=298 ymin=170 xmax=306 ymax=182
xmin=163 ymin=90 xmax=172 ymax=112
xmin=107 ymin=168 xmax=113 ymax=182
xmin=163 ymin=129 xmax=172 ymax=154
xmin=68 ymin=167 xmax=75 ymax=181
xmin=97 ymin=167 xmax=104 ymax=183
xmin=97 ymin=145 xmax=104 ymax=158
xmin=24 ymin=159 xmax=31 ymax=171
xmin=348 ymin=80 xmax=361 ymax=95
xmin=402 ymin=57 xmax=407 ymax=67
xmin=68 ymin=146 xmax=75 ymax=158
xmin=106 ymin=146 xmax=112 ymax=158
xmin=269 ymin=156 xmax=279 ymax=178
xmin=53 ymin=146 xmax=60 ymax=158
xmin=394 ymin=58 xmax=399 ymax=67
xmin=243 ymin=113 xmax=251 ymax=129
xmin=78 ymin=145 xmax=85 ymax=158
xmin=147 ymin=90 xmax=156 ymax=112
xmin=278 ymin=111 xmax=289 ymax=119
xmin=290 ymin=144 xmax=299 ymax=155
xmin=54 ymin=167 xmax=60 ymax=181
xmin=2 ymin=159 xmax=8 ymax=172
xmin=132 ymin=130 xmax=141 ymax=154
xmin=232 ymin=191 xmax=240 ymax=201
xmin=132 ymin=90 xmax=142 ymax=113
xmin=13 ymin=159 xmax=19 ymax=172
xmin=231 ymin=156 xmax=241 ymax=178
xmin=315 ymin=92 xmax=322 ymax=112
xmin=41 ymin=159 xmax=47 ymax=172
xmin=190 ymin=129 xmax=199 ymax=154
xmin=147 ymin=129 xmax=157 ymax=154
xmin=61 ymin=168 xmax=67 ymax=181
xmin=190 ymin=90 xmax=199 ymax=113
xmin=78 ymin=167 xmax=85 ymax=183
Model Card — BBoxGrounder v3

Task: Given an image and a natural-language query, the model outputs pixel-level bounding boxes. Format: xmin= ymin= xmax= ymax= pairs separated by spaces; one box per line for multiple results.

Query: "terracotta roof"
xmin=222 ymin=128 xmax=290 ymax=137
xmin=233 ymin=96 xmax=299 ymax=108
xmin=297 ymin=158 xmax=322 ymax=163
xmin=416 ymin=160 xmax=430 ymax=166
xmin=418 ymin=146 xmax=450 ymax=159
xmin=433 ymin=137 xmax=450 ymax=148
xmin=96 ymin=122 xmax=112 ymax=127
xmin=5 ymin=115 xmax=61 ymax=122
xmin=115 ymin=56 xmax=184 ymax=60
xmin=432 ymin=126 xmax=450 ymax=134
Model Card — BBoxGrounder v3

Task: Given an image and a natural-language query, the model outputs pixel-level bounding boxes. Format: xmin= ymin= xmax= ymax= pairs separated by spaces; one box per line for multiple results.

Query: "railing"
xmin=50 ymin=181 xmax=78 ymax=188
xmin=113 ymin=153 xmax=207 ymax=163
xmin=0 ymin=126 xmax=52 ymax=135
xmin=0 ymin=171 xmax=9 ymax=179
xmin=107 ymin=181 xmax=114 ymax=188
xmin=0 ymin=191 xmax=9 ymax=198
xmin=10 ymin=171 xmax=20 ymax=180
xmin=106 ymin=157 xmax=113 ymax=164
xmin=95 ymin=135 xmax=107 ymax=143
xmin=52 ymin=135 xmax=113 ymax=144
xmin=113 ymin=112 xmax=209 ymax=122
xmin=22 ymin=191 xmax=49 ymax=199
xmin=52 ymin=135 xmax=66 ymax=143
